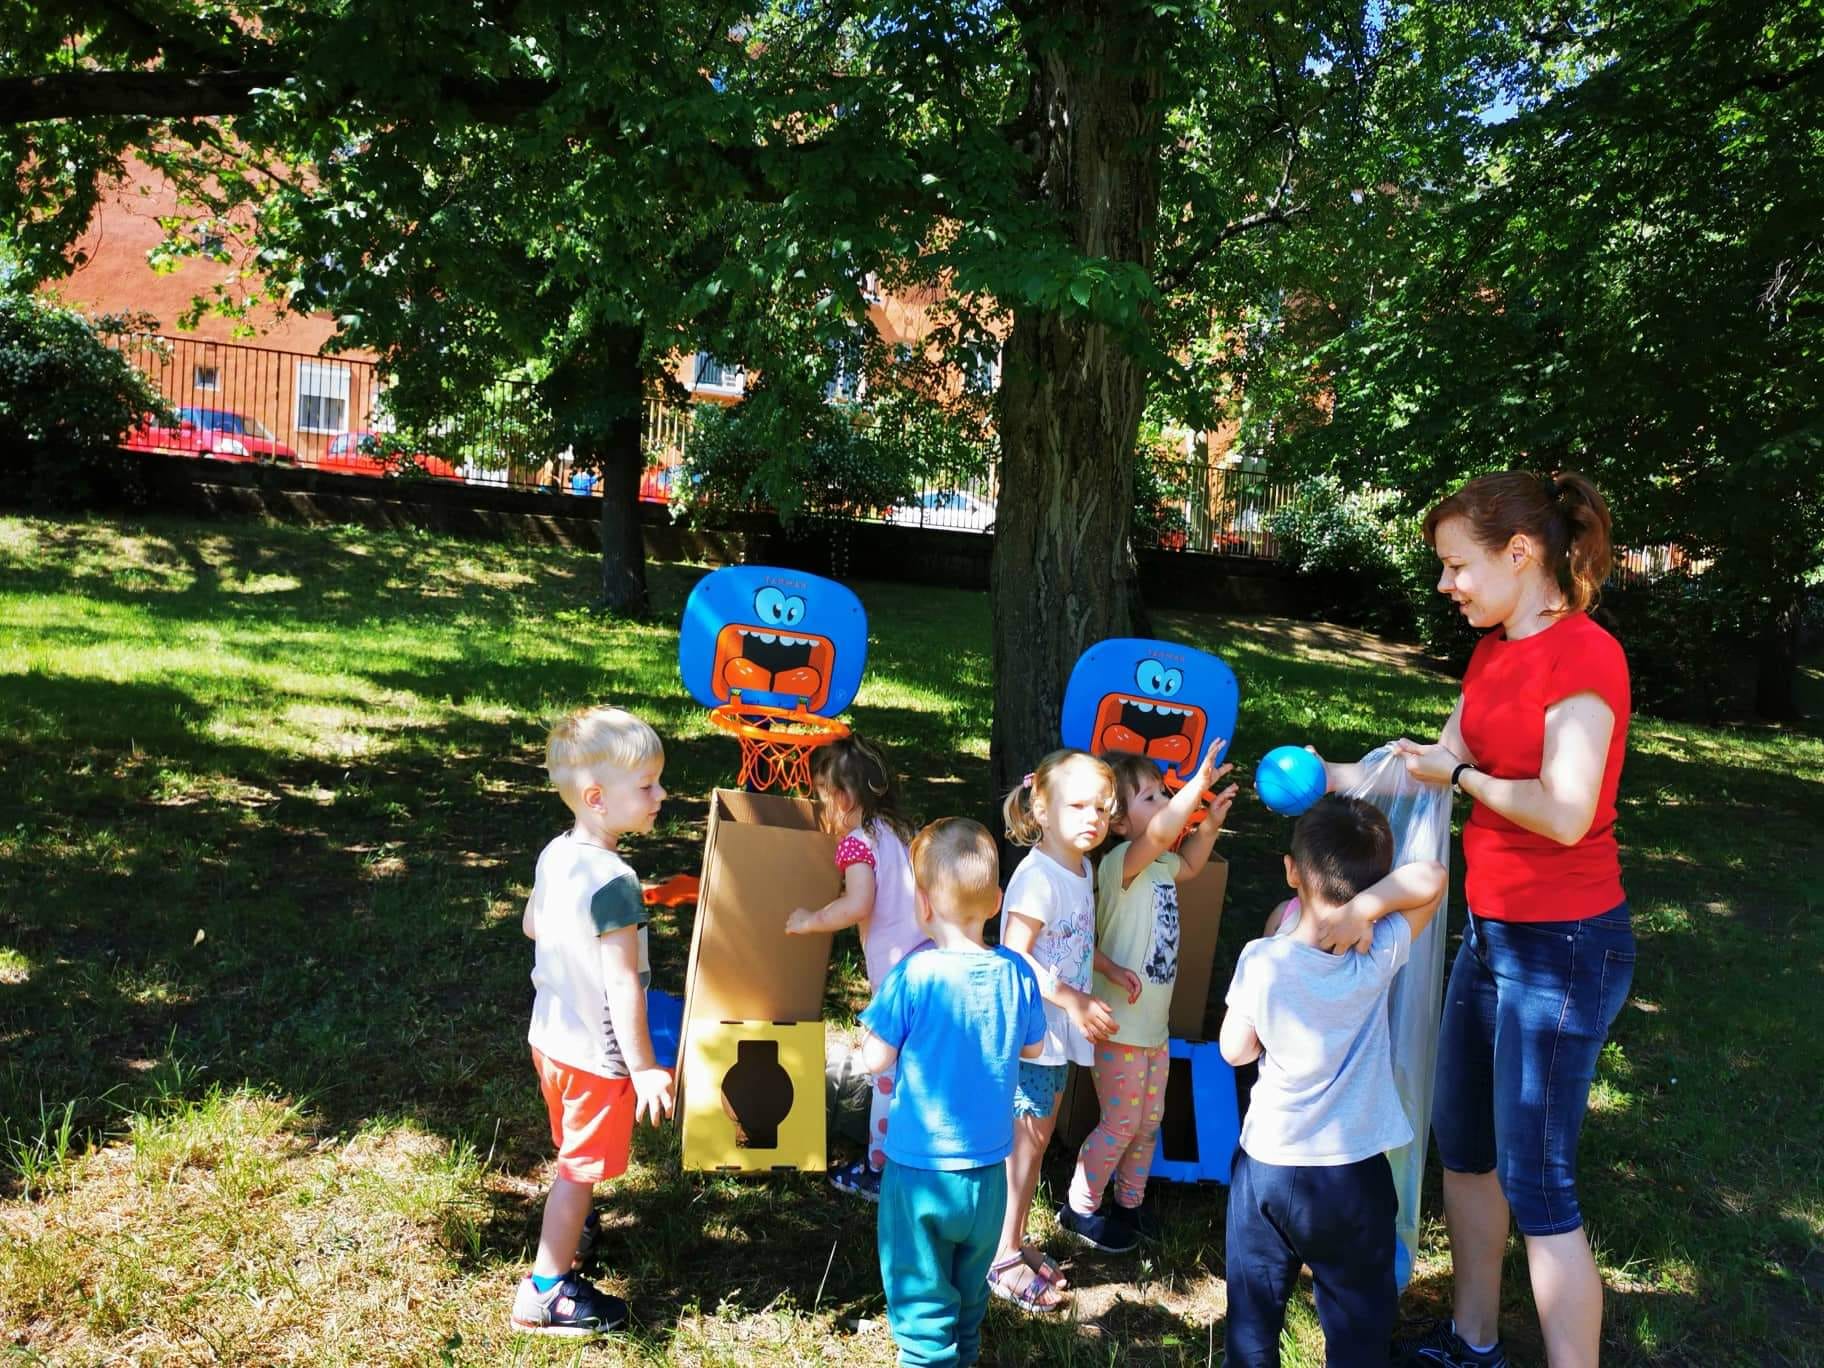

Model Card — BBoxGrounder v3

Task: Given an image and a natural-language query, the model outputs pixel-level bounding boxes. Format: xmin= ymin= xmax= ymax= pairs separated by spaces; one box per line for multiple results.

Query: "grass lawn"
xmin=1 ymin=510 xmax=1820 ymax=1366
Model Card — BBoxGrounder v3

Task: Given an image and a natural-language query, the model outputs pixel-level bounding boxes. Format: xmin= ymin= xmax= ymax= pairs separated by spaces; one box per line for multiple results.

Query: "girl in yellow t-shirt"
xmin=1060 ymin=744 xmax=1235 ymax=1250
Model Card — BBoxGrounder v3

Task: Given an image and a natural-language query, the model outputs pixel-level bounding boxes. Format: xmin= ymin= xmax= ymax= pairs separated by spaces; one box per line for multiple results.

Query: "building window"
xmin=964 ymin=345 xmax=1001 ymax=395
xmin=193 ymin=365 xmax=219 ymax=391
xmin=693 ymin=352 xmax=743 ymax=392
xmin=296 ymin=360 xmax=351 ymax=433
xmin=825 ymin=329 xmax=865 ymax=402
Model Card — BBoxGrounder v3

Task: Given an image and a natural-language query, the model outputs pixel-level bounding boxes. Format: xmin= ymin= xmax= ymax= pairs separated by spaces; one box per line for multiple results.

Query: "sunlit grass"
xmin=0 ymin=510 xmax=1819 ymax=1364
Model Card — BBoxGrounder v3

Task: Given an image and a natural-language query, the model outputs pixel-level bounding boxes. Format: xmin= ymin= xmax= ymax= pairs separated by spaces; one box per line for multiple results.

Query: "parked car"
xmin=125 ymin=407 xmax=298 ymax=463
xmin=319 ymin=430 xmax=461 ymax=481
xmin=889 ymin=489 xmax=997 ymax=533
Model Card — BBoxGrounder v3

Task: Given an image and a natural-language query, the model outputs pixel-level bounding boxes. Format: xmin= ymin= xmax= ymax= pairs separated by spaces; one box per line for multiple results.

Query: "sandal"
xmin=1020 ymin=1239 xmax=1069 ymax=1289
xmin=987 ymin=1252 xmax=1068 ymax=1314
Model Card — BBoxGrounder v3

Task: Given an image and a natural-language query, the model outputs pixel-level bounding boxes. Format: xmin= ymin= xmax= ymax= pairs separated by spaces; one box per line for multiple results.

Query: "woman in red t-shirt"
xmin=1325 ymin=472 xmax=1632 ymax=1368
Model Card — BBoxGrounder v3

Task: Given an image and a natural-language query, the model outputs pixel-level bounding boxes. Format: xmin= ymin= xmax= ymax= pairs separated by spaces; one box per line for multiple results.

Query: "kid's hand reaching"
xmin=784 ymin=907 xmax=817 ymax=935
xmin=631 ymin=1067 xmax=675 ymax=1126
xmin=1104 ymin=964 xmax=1142 ymax=1005
xmin=1311 ymin=900 xmax=1376 ymax=956
xmin=1186 ymin=742 xmax=1229 ymax=797
xmin=1202 ymin=779 xmax=1240 ymax=830
xmin=1067 ymin=989 xmax=1121 ymax=1043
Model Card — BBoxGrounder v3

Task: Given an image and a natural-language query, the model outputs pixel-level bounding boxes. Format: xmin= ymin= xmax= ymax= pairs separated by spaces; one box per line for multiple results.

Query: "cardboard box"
xmin=682 ymin=1020 xmax=825 ymax=1171
xmin=1167 ymin=855 xmax=1229 ymax=1040
xmin=680 ymin=789 xmax=841 ymax=1029
xmin=679 ymin=789 xmax=841 ymax=1171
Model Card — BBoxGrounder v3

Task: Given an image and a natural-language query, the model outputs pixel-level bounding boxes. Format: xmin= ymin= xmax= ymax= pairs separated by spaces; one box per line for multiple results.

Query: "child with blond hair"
xmin=510 ymin=706 xmax=674 ymax=1340
xmin=860 ymin=817 xmax=1047 ymax=1366
xmin=986 ymin=748 xmax=1120 ymax=1313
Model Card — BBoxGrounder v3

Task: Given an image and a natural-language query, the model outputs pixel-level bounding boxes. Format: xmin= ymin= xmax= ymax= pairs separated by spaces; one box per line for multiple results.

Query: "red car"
xmin=125 ymin=407 xmax=298 ymax=463
xmin=319 ymin=431 xmax=461 ymax=481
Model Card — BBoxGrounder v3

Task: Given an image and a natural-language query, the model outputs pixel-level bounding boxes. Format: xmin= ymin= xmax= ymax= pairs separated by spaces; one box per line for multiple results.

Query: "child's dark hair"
xmin=809 ymin=734 xmax=916 ymax=843
xmin=1290 ymin=795 xmax=1395 ymax=907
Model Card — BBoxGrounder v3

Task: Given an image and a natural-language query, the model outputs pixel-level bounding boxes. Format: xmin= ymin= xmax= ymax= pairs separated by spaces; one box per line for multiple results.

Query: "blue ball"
xmin=1255 ymin=746 xmax=1327 ymax=816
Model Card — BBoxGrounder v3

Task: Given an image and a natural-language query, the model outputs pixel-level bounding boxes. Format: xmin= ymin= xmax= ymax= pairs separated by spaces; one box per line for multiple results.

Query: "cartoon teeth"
xmin=1131 ymin=701 xmax=1193 ymax=716
xmin=736 ymin=629 xmax=816 ymax=646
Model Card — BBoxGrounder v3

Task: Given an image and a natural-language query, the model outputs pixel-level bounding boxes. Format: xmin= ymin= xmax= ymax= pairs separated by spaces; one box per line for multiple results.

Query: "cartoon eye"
xmin=1162 ymin=668 xmax=1183 ymax=696
xmin=1135 ymin=658 xmax=1167 ymax=696
xmin=782 ymin=595 xmax=806 ymax=626
xmin=754 ymin=586 xmax=787 ymax=624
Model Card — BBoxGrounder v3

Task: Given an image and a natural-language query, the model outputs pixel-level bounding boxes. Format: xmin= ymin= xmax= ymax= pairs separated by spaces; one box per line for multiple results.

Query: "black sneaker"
xmin=509 ymin=1272 xmax=629 ymax=1339
xmin=1057 ymin=1202 xmax=1138 ymax=1254
xmin=829 ymin=1157 xmax=883 ymax=1202
xmin=1110 ymin=1193 xmax=1162 ymax=1244
xmin=1396 ymin=1320 xmax=1508 ymax=1368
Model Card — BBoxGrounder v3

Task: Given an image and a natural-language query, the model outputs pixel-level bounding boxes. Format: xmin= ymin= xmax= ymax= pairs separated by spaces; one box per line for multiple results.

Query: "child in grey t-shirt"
xmin=1219 ymin=796 xmax=1444 ymax=1368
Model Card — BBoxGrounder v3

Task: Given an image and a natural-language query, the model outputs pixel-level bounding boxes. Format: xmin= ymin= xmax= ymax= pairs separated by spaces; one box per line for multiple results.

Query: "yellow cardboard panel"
xmin=681 ymin=1020 xmax=826 ymax=1173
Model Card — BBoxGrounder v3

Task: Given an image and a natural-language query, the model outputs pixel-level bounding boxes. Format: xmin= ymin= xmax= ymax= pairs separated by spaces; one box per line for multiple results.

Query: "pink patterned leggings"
xmin=1068 ymin=1042 xmax=1170 ymax=1213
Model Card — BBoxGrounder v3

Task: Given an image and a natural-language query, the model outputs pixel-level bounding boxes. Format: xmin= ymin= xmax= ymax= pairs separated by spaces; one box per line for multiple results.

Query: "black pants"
xmin=1224 ymin=1149 xmax=1396 ymax=1367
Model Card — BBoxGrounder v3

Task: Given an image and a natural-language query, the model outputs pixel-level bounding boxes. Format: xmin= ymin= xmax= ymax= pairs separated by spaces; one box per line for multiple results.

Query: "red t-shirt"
xmin=1459 ymin=612 xmax=1630 ymax=922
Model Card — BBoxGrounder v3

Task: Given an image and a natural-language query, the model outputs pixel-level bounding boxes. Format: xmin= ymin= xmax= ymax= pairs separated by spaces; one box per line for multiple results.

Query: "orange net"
xmin=708 ymin=702 xmax=851 ymax=794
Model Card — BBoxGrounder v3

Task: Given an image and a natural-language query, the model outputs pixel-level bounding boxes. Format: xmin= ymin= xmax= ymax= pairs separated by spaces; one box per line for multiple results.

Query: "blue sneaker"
xmin=829 ymin=1158 xmax=883 ymax=1202
xmin=1111 ymin=1193 xmax=1162 ymax=1244
xmin=1057 ymin=1202 xmax=1138 ymax=1254
xmin=509 ymin=1272 xmax=628 ymax=1339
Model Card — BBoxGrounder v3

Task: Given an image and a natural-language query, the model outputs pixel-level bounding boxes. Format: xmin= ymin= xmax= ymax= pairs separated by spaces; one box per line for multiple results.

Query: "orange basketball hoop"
xmin=708 ymin=701 xmax=851 ymax=795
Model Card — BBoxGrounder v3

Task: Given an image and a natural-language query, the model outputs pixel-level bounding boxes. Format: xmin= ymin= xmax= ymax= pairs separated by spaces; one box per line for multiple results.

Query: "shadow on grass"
xmin=4 ymin=512 xmax=1822 ymax=1361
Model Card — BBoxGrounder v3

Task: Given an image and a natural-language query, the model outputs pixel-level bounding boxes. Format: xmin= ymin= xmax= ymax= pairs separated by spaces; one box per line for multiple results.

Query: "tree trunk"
xmin=594 ymin=406 xmax=649 ymax=616
xmin=544 ymin=325 xmax=651 ymax=616
xmin=989 ymin=0 xmax=1164 ymax=796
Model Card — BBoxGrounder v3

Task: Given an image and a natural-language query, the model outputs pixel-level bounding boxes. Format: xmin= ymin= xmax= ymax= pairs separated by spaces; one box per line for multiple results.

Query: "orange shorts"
xmin=531 ymin=1047 xmax=636 ymax=1184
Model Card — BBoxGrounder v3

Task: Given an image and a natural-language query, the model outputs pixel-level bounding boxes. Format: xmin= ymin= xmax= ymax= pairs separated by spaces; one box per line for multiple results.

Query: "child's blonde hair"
xmin=808 ymin=734 xmax=917 ymax=843
xmin=545 ymin=705 xmax=664 ymax=801
xmin=910 ymin=818 xmax=1001 ymax=923
xmin=1002 ymin=748 xmax=1116 ymax=846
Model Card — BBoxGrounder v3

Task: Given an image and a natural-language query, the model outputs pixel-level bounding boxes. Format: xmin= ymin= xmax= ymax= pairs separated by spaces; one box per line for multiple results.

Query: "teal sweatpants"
xmin=877 ymin=1160 xmax=1008 ymax=1367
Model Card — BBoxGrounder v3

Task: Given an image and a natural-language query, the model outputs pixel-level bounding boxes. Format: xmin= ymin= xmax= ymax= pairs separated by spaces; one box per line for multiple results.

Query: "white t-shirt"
xmin=526 ymin=831 xmax=651 ymax=1078
xmin=1226 ymin=907 xmax=1414 ymax=1166
xmin=1003 ymin=847 xmax=1097 ymax=1066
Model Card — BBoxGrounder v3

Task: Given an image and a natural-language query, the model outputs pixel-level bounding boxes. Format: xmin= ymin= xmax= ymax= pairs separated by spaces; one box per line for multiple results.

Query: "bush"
xmin=1602 ymin=575 xmax=1763 ymax=722
xmin=1267 ymin=476 xmax=1419 ymax=638
xmin=680 ymin=384 xmax=988 ymax=531
xmin=0 ymin=294 xmax=168 ymax=451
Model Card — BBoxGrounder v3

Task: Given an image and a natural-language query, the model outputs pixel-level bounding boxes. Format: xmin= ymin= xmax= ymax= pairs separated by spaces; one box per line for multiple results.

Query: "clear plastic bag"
xmin=1336 ymin=744 xmax=1451 ymax=1290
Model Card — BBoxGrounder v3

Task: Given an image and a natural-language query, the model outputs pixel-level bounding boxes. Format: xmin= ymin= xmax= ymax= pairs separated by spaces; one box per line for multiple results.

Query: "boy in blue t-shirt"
xmin=860 ymin=818 xmax=1048 ymax=1367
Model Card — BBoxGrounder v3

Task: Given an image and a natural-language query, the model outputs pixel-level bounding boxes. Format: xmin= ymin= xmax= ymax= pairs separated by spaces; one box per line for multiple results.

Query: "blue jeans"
xmin=1432 ymin=902 xmax=1636 ymax=1235
xmin=878 ymin=1161 xmax=1007 ymax=1367
xmin=1224 ymin=1150 xmax=1397 ymax=1367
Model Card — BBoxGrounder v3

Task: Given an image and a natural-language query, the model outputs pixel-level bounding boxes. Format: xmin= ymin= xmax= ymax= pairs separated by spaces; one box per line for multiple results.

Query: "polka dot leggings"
xmin=1068 ymin=1043 xmax=1170 ymax=1214
xmin=867 ymin=1065 xmax=896 ymax=1171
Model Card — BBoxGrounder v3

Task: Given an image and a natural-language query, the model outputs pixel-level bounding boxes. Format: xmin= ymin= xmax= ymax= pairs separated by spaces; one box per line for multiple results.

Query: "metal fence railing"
xmin=102 ymin=332 xmax=1683 ymax=582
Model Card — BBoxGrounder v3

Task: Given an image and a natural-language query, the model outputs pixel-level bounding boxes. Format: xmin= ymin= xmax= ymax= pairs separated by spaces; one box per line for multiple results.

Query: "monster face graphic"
xmin=1061 ymin=639 xmax=1238 ymax=781
xmin=1092 ymin=656 xmax=1207 ymax=773
xmin=680 ymin=566 xmax=868 ymax=716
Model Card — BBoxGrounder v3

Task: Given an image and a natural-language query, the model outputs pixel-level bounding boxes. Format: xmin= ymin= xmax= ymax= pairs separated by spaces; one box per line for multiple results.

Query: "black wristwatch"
xmin=1450 ymin=762 xmax=1477 ymax=794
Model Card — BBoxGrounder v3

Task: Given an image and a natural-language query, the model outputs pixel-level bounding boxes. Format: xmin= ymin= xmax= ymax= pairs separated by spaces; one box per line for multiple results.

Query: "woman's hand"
xmin=1391 ymin=737 xmax=1462 ymax=786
